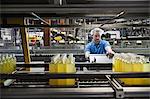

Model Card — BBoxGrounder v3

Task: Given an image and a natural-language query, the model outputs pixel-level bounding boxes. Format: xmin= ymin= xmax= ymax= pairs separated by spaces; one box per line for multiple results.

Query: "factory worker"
xmin=85 ymin=28 xmax=115 ymax=59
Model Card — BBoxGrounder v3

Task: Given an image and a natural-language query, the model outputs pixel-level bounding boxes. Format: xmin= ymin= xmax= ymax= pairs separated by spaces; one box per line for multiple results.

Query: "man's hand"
xmin=105 ymin=46 xmax=115 ymax=59
xmin=106 ymin=53 xmax=114 ymax=59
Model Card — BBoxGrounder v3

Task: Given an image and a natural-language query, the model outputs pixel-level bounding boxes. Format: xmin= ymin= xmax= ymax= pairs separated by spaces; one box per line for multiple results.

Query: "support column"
xmin=60 ymin=19 xmax=65 ymax=31
xmin=7 ymin=18 xmax=31 ymax=64
xmin=43 ymin=19 xmax=51 ymax=46
xmin=20 ymin=19 xmax=31 ymax=64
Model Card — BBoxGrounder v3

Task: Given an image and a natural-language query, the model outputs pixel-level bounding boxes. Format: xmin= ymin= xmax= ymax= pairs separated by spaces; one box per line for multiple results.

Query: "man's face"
xmin=93 ymin=32 xmax=101 ymax=44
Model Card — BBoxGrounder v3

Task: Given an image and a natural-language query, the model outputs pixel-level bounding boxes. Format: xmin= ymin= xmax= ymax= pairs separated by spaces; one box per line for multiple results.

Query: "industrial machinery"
xmin=1 ymin=0 xmax=150 ymax=99
xmin=1 ymin=63 xmax=150 ymax=99
xmin=1 ymin=54 xmax=150 ymax=99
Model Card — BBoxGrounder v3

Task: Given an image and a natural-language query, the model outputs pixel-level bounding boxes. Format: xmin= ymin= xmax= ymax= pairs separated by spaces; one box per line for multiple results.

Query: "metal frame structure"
xmin=1 ymin=3 xmax=149 ymax=18
xmin=1 ymin=71 xmax=150 ymax=99
xmin=2 ymin=87 xmax=150 ymax=99
xmin=1 ymin=63 xmax=150 ymax=99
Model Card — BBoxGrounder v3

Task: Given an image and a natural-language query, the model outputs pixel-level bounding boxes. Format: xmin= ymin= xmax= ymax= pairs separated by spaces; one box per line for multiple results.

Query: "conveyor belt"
xmin=16 ymin=62 xmax=112 ymax=70
xmin=1 ymin=71 xmax=149 ymax=80
xmin=0 ymin=48 xmax=149 ymax=62
xmin=1 ymin=71 xmax=150 ymax=99
xmin=1 ymin=63 xmax=150 ymax=99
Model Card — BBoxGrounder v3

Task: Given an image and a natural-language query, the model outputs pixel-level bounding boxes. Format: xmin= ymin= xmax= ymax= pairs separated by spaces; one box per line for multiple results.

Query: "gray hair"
xmin=90 ymin=28 xmax=104 ymax=36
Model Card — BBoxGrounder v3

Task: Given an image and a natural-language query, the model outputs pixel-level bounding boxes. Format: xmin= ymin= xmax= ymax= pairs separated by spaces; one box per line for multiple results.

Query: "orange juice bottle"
xmin=132 ymin=56 xmax=143 ymax=85
xmin=112 ymin=53 xmax=119 ymax=72
xmin=142 ymin=56 xmax=150 ymax=85
xmin=123 ymin=54 xmax=133 ymax=85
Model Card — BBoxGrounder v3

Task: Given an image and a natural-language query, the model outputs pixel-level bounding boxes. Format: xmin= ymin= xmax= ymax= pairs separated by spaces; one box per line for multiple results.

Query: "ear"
xmin=88 ymin=34 xmax=93 ymax=42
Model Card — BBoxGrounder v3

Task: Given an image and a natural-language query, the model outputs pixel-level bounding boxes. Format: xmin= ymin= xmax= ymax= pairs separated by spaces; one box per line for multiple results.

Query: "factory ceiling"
xmin=1 ymin=0 xmax=149 ymax=5
xmin=1 ymin=0 xmax=149 ymax=19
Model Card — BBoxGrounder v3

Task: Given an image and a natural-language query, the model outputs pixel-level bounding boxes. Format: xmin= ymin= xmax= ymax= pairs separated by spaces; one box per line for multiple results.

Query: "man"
xmin=85 ymin=28 xmax=115 ymax=59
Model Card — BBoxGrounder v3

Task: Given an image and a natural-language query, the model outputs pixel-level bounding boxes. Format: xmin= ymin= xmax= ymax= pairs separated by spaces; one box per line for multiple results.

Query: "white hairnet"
xmin=90 ymin=28 xmax=104 ymax=36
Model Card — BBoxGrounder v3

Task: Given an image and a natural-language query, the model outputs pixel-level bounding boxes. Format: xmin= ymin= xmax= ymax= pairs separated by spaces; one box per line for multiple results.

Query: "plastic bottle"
xmin=112 ymin=53 xmax=118 ymax=72
xmin=12 ymin=54 xmax=17 ymax=71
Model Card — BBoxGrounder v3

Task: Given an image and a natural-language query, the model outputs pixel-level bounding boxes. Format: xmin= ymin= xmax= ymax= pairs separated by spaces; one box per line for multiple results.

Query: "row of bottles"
xmin=49 ymin=54 xmax=76 ymax=86
xmin=50 ymin=54 xmax=75 ymax=64
xmin=0 ymin=54 xmax=16 ymax=84
xmin=0 ymin=54 xmax=16 ymax=74
xmin=113 ymin=53 xmax=150 ymax=85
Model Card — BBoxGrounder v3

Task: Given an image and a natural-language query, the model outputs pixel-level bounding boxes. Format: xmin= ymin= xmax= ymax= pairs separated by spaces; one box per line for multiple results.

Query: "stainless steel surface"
xmin=124 ymin=87 xmax=150 ymax=92
xmin=1 ymin=87 xmax=150 ymax=98
xmin=123 ymin=87 xmax=150 ymax=98
xmin=1 ymin=87 xmax=114 ymax=98
xmin=106 ymin=75 xmax=124 ymax=98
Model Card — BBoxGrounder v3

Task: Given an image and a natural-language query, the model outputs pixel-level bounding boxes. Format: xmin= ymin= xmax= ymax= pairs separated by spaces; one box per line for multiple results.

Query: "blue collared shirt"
xmin=85 ymin=40 xmax=110 ymax=54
